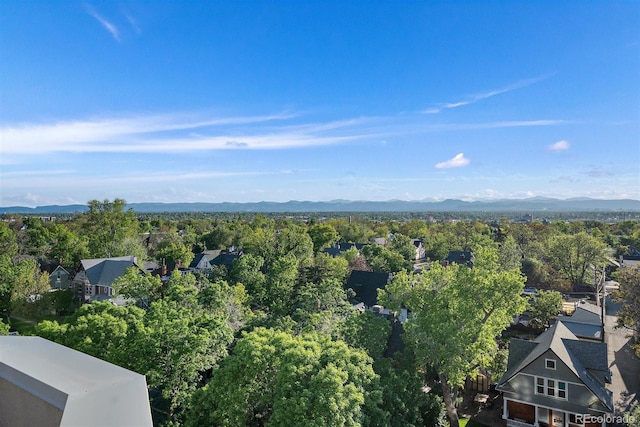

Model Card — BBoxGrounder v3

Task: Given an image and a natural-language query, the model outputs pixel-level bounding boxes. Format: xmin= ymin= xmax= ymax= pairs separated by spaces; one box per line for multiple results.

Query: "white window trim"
xmin=534 ymin=376 xmax=568 ymax=401
xmin=545 ymin=358 xmax=556 ymax=370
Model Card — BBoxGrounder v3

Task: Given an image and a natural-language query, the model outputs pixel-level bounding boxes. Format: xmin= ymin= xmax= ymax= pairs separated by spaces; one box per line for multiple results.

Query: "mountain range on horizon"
xmin=2 ymin=197 xmax=640 ymax=214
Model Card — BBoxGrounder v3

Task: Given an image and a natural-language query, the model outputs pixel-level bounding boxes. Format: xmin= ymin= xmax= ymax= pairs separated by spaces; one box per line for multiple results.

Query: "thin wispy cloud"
xmin=0 ymin=112 xmax=304 ymax=154
xmin=0 ymin=112 xmax=570 ymax=157
xmin=548 ymin=140 xmax=570 ymax=151
xmin=435 ymin=153 xmax=470 ymax=169
xmin=1 ymin=169 xmax=75 ymax=178
xmin=123 ymin=11 xmax=141 ymax=34
xmin=424 ymin=75 xmax=551 ymax=114
xmin=1 ymin=170 xmax=293 ymax=190
xmin=85 ymin=5 xmax=120 ymax=42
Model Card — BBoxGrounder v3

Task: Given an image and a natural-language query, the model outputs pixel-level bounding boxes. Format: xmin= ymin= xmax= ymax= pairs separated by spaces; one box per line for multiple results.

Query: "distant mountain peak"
xmin=2 ymin=197 xmax=638 ymax=214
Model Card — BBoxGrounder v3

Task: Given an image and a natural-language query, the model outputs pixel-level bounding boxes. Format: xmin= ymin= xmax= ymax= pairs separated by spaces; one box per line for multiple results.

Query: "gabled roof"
xmin=570 ymin=303 xmax=602 ymax=325
xmin=79 ymin=256 xmax=138 ymax=287
xmin=323 ymin=243 xmax=367 ymax=257
xmin=50 ymin=265 xmax=70 ymax=275
xmin=0 ymin=336 xmax=152 ymax=426
xmin=210 ymin=253 xmax=240 ymax=267
xmin=189 ymin=252 xmax=209 ymax=269
xmin=497 ymin=321 xmax=612 ymax=411
xmin=346 ymin=270 xmax=390 ymax=307
xmin=445 ymin=251 xmax=474 ymax=266
xmin=555 ymin=303 xmax=603 ymax=340
xmin=39 ymin=259 xmax=67 ymax=274
xmin=560 ymin=320 xmax=603 ymax=341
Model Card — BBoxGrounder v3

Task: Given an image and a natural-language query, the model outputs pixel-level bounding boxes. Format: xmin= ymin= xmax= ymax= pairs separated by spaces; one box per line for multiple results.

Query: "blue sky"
xmin=1 ymin=1 xmax=639 ymax=207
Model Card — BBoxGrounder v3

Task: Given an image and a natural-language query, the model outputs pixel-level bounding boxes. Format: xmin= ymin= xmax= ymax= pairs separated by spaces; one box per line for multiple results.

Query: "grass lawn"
xmin=459 ymin=418 xmax=490 ymax=427
xmin=6 ymin=314 xmax=66 ymax=336
xmin=7 ymin=317 xmax=37 ymax=335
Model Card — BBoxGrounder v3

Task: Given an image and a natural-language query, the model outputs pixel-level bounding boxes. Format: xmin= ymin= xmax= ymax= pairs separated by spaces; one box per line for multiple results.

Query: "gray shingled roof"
xmin=189 ymin=253 xmax=207 ymax=269
xmin=561 ymin=320 xmax=602 ymax=341
xmin=346 ymin=270 xmax=390 ymax=307
xmin=569 ymin=304 xmax=602 ymax=325
xmin=86 ymin=260 xmax=135 ymax=286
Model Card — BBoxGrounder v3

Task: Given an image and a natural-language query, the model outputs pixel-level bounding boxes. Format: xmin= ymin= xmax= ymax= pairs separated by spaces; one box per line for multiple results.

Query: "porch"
xmin=502 ymin=399 xmax=605 ymax=427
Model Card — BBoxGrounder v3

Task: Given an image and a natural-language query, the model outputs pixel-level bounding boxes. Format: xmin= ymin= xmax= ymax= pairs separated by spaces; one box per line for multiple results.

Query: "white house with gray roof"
xmin=496 ymin=321 xmax=612 ymax=427
xmin=0 ymin=336 xmax=152 ymax=427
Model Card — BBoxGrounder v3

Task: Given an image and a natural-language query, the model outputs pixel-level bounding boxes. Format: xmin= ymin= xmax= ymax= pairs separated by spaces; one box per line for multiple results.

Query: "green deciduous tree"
xmin=7 ymin=259 xmax=51 ymax=318
xmin=362 ymin=244 xmax=410 ymax=273
xmin=274 ymin=225 xmax=314 ymax=261
xmin=140 ymin=299 xmax=233 ymax=420
xmin=0 ymin=320 xmax=9 ymax=335
xmin=112 ymin=267 xmax=163 ymax=308
xmin=546 ymin=232 xmax=608 ymax=290
xmin=389 ymin=233 xmax=417 ymax=263
xmin=339 ymin=311 xmax=392 ymax=360
xmin=498 ymin=235 xmax=522 ymax=271
xmin=373 ymin=357 xmax=447 ymax=427
xmin=186 ymin=327 xmax=378 ymax=427
xmin=36 ymin=302 xmax=147 ymax=370
xmin=613 ymin=266 xmax=640 ymax=356
xmin=0 ymin=224 xmax=19 ymax=314
xmin=154 ymin=233 xmax=195 ymax=267
xmin=47 ymin=223 xmax=90 ymax=267
xmin=230 ymin=253 xmax=267 ymax=307
xmin=329 ymin=219 xmax=374 ymax=244
xmin=308 ymin=223 xmax=339 ymax=253
xmin=82 ymin=199 xmax=145 ymax=259
xmin=264 ymin=254 xmax=299 ymax=316
xmin=36 ymin=299 xmax=233 ymax=423
xmin=529 ymin=290 xmax=563 ymax=329
xmin=381 ymin=247 xmax=527 ymax=426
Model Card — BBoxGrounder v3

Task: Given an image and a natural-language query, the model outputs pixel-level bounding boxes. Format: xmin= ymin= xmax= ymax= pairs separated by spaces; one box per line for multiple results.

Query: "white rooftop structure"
xmin=0 ymin=336 xmax=152 ymax=427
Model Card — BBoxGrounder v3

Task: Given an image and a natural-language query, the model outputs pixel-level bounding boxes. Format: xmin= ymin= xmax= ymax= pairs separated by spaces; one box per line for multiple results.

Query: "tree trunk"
xmin=440 ymin=374 xmax=459 ymax=427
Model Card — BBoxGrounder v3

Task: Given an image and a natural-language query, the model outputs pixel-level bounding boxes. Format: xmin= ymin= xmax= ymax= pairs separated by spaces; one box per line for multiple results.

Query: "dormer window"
xmin=545 ymin=358 xmax=556 ymax=370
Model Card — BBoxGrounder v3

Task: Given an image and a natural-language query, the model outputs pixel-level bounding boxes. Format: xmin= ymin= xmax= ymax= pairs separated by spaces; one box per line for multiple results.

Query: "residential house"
xmin=619 ymin=254 xmax=640 ymax=270
xmin=496 ymin=321 xmax=612 ymax=427
xmin=345 ymin=270 xmax=408 ymax=322
xmin=188 ymin=250 xmax=240 ymax=272
xmin=73 ymin=256 xmax=140 ymax=302
xmin=150 ymin=261 xmax=189 ymax=283
xmin=189 ymin=252 xmax=212 ymax=271
xmin=210 ymin=252 xmax=241 ymax=268
xmin=444 ymin=250 xmax=474 ymax=267
xmin=0 ymin=336 xmax=152 ymax=426
xmin=412 ymin=239 xmax=425 ymax=260
xmin=558 ymin=303 xmax=604 ymax=342
xmin=323 ymin=243 xmax=367 ymax=258
xmin=40 ymin=260 xmax=71 ymax=290
xmin=372 ymin=237 xmax=387 ymax=246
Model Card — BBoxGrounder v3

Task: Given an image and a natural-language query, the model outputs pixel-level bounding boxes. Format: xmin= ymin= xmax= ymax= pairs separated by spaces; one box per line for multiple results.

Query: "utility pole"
xmin=596 ymin=265 xmax=606 ymax=341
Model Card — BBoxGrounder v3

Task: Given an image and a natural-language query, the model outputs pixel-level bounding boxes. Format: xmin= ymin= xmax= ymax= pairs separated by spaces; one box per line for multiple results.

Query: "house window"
xmin=535 ymin=377 xmax=567 ymax=400
xmin=547 ymin=379 xmax=555 ymax=396
xmin=558 ymin=381 xmax=566 ymax=399
xmin=545 ymin=358 xmax=556 ymax=370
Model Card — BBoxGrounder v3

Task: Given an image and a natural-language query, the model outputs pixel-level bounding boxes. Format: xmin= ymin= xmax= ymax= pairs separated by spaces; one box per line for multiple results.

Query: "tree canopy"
xmin=546 ymin=231 xmax=607 ymax=290
xmin=381 ymin=246 xmax=527 ymax=426
xmin=613 ymin=266 xmax=640 ymax=356
xmin=186 ymin=327 xmax=378 ymax=427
